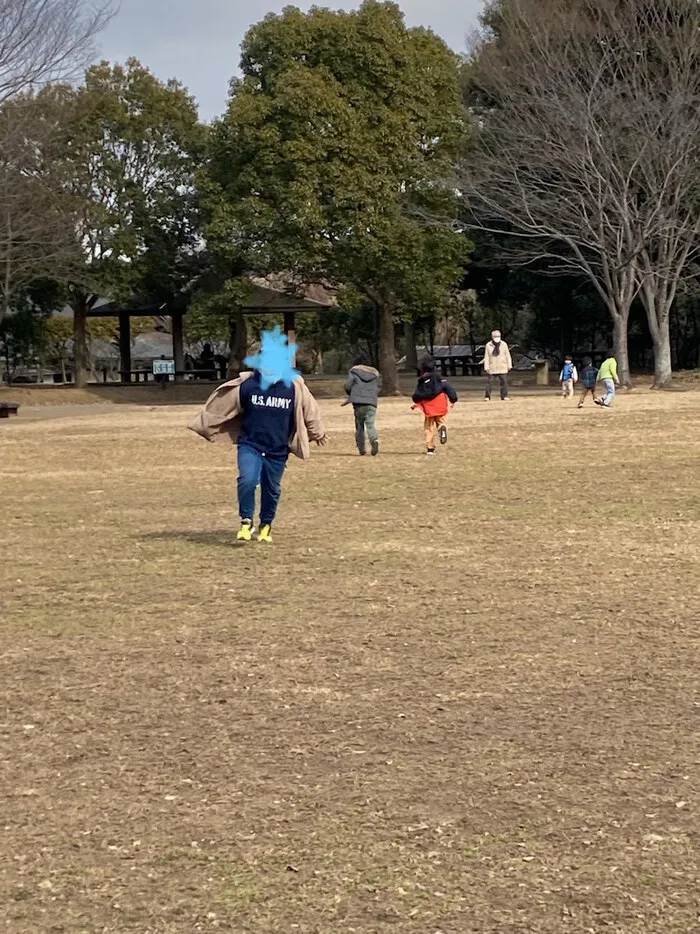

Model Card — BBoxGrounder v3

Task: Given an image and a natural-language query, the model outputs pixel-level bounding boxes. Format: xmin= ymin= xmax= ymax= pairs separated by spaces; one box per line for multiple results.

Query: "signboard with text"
xmin=152 ymin=359 xmax=175 ymax=376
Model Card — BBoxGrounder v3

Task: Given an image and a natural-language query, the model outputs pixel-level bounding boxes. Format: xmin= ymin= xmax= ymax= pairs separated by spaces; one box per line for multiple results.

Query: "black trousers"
xmin=485 ymin=373 xmax=509 ymax=399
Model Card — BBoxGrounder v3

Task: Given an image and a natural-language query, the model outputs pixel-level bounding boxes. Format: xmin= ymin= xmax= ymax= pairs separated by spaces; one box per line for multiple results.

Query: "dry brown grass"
xmin=1 ymin=388 xmax=700 ymax=933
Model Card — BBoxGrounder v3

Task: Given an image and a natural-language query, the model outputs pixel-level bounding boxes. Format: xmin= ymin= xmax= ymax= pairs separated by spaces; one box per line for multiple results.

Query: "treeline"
xmin=2 ymin=0 xmax=700 ymax=388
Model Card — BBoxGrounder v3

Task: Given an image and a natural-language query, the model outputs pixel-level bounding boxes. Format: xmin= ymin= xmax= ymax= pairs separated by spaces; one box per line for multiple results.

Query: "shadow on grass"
xmin=321 ymin=451 xmax=422 ymax=458
xmin=141 ymin=530 xmax=243 ymax=548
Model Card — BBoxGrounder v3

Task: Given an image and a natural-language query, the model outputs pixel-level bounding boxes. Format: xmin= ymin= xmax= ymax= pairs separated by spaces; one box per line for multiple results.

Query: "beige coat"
xmin=188 ymin=372 xmax=325 ymax=460
xmin=483 ymin=340 xmax=513 ymax=375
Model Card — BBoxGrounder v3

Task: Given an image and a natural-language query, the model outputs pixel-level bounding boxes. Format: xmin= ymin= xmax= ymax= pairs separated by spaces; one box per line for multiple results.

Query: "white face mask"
xmin=493 ymin=337 xmax=501 ymax=344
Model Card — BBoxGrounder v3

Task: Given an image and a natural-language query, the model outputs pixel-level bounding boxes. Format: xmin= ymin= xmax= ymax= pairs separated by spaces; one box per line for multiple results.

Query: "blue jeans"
xmin=237 ymin=444 xmax=287 ymax=526
xmin=353 ymin=404 xmax=378 ymax=453
xmin=601 ymin=378 xmax=616 ymax=407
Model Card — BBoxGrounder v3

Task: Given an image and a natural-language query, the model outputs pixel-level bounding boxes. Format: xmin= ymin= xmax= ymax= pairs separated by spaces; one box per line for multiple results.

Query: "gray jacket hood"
xmin=350 ymin=365 xmax=379 ymax=382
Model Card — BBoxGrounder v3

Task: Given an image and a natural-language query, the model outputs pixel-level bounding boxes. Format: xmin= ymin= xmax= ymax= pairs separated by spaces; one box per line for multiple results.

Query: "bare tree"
xmin=0 ymin=0 xmax=114 ymax=327
xmin=462 ymin=0 xmax=700 ymax=387
xmin=0 ymin=0 xmax=113 ymax=103
xmin=0 ymin=91 xmax=82 ymax=325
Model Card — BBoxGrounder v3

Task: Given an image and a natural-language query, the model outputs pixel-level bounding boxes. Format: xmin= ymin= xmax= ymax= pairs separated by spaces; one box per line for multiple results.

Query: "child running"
xmin=559 ymin=355 xmax=578 ymax=398
xmin=577 ymin=356 xmax=599 ymax=408
xmin=343 ymin=359 xmax=380 ymax=456
xmin=595 ymin=350 xmax=620 ymax=408
xmin=411 ymin=356 xmax=458 ymax=455
xmin=189 ymin=366 xmax=327 ymax=543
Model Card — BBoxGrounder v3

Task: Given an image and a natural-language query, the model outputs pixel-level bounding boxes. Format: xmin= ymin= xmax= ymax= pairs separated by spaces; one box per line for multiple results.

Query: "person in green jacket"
xmin=595 ymin=350 xmax=620 ymax=408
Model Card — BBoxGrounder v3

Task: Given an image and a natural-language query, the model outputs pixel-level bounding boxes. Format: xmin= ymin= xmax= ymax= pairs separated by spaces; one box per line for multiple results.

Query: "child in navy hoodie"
xmin=578 ymin=356 xmax=599 ymax=408
xmin=411 ymin=357 xmax=458 ymax=455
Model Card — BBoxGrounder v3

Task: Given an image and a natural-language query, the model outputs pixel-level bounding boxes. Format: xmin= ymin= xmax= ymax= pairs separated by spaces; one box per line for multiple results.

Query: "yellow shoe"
xmin=237 ymin=520 xmax=254 ymax=542
xmin=257 ymin=524 xmax=273 ymax=543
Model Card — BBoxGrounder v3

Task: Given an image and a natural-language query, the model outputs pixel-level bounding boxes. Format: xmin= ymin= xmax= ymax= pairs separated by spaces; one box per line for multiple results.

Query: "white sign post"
xmin=152 ymin=358 xmax=176 ymax=378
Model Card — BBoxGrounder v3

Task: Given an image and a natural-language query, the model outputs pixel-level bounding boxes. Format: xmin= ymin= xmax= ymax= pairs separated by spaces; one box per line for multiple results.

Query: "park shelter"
xmin=239 ymin=276 xmax=335 ymax=356
xmin=57 ymin=276 xmax=335 ymax=383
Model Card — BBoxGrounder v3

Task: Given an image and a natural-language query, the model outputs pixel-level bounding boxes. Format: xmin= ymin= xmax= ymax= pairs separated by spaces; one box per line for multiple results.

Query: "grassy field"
xmin=2 ymin=388 xmax=700 ymax=933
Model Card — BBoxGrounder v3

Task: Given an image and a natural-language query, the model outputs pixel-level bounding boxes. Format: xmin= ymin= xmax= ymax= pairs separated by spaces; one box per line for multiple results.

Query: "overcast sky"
xmin=97 ymin=0 xmax=484 ymax=121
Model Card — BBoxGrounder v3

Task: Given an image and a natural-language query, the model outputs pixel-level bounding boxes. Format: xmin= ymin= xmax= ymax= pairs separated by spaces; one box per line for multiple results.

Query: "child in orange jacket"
xmin=411 ymin=357 xmax=458 ymax=455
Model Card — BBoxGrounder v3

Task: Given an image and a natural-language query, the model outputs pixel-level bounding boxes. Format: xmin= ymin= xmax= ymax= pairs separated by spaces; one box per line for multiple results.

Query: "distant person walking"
xmin=595 ymin=350 xmax=620 ymax=408
xmin=483 ymin=330 xmax=513 ymax=401
xmin=343 ymin=359 xmax=380 ymax=456
xmin=411 ymin=356 xmax=458 ymax=455
xmin=559 ymin=355 xmax=578 ymax=398
xmin=577 ymin=357 xmax=599 ymax=408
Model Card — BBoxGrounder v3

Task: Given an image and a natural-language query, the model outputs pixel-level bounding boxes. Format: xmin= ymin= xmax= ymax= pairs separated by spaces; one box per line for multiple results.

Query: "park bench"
xmin=0 ymin=402 xmax=19 ymax=418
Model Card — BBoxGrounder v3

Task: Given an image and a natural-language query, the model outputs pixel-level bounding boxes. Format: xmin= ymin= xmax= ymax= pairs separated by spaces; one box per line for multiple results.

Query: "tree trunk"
xmin=650 ymin=314 xmax=673 ymax=388
xmin=228 ymin=310 xmax=247 ymax=377
xmin=612 ymin=311 xmax=631 ymax=389
xmin=403 ymin=320 xmax=418 ymax=372
xmin=378 ymin=303 xmax=398 ymax=394
xmin=641 ymin=284 xmax=674 ymax=389
xmin=73 ymin=301 xmax=89 ymax=389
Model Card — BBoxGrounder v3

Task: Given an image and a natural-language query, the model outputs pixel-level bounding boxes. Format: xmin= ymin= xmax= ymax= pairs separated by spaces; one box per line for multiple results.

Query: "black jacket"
xmin=412 ymin=373 xmax=458 ymax=405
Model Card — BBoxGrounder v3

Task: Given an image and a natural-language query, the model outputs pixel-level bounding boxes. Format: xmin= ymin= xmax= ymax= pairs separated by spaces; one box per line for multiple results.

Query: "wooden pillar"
xmin=119 ymin=313 xmax=132 ymax=384
xmin=228 ymin=310 xmax=247 ymax=376
xmin=172 ymin=312 xmax=185 ymax=383
xmin=283 ymin=310 xmax=296 ymax=363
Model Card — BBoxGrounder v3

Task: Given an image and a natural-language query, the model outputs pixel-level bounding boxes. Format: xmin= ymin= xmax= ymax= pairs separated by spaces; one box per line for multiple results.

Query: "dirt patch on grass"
xmin=1 ymin=390 xmax=700 ymax=932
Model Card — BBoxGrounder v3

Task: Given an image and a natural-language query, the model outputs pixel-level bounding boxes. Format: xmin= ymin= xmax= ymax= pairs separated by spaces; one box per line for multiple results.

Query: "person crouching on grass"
xmin=189 ymin=365 xmax=327 ymax=544
xmin=411 ymin=356 xmax=458 ymax=455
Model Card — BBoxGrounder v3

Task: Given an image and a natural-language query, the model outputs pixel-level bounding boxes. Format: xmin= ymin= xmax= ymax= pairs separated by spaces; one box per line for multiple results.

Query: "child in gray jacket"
xmin=344 ymin=360 xmax=380 ymax=456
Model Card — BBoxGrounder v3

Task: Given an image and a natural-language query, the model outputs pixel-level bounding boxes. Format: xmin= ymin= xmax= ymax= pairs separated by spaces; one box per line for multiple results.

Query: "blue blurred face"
xmin=244 ymin=326 xmax=299 ymax=390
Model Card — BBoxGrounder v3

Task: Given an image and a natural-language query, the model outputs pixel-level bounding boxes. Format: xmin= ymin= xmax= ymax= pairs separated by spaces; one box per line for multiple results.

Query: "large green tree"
xmin=56 ymin=59 xmax=204 ymax=386
xmin=205 ymin=0 xmax=468 ymax=392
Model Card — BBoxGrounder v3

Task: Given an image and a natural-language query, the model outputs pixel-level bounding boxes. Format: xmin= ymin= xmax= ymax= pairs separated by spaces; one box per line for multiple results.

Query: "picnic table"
xmin=434 ymin=356 xmax=483 ymax=377
xmin=0 ymin=402 xmax=19 ymax=418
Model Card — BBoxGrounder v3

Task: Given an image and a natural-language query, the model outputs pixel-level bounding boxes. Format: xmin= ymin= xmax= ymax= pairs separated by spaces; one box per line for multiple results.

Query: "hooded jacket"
xmin=188 ymin=372 xmax=325 ymax=460
xmin=412 ymin=372 xmax=458 ymax=417
xmin=344 ymin=365 xmax=380 ymax=406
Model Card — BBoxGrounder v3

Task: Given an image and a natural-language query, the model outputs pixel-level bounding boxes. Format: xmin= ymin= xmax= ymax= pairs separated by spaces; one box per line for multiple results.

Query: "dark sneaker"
xmin=426 ymin=449 xmax=436 ymax=456
xmin=439 ymin=425 xmax=447 ymax=445
xmin=371 ymin=439 xmax=379 ymax=456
